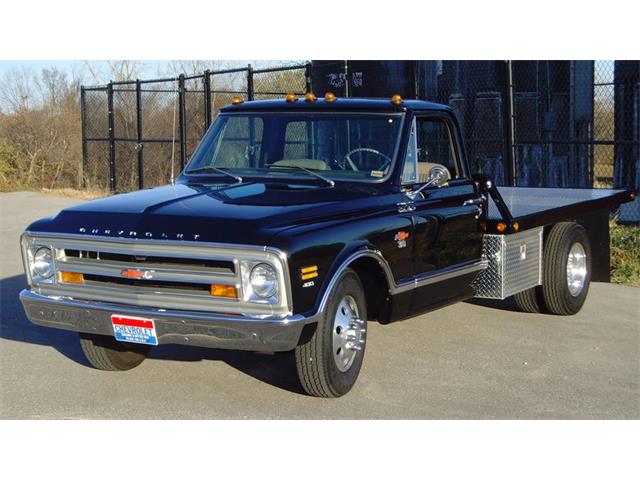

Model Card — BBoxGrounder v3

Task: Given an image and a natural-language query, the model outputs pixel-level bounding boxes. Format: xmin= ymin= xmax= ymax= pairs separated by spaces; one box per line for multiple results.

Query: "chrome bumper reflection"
xmin=20 ymin=290 xmax=316 ymax=352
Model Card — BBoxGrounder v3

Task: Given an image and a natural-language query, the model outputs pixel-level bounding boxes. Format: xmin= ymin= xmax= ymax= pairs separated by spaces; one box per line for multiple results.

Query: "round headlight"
xmin=249 ymin=263 xmax=278 ymax=298
xmin=33 ymin=247 xmax=54 ymax=279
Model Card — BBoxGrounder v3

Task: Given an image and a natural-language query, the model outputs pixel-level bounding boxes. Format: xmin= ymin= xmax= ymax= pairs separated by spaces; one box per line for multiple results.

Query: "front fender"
xmin=314 ymin=243 xmax=395 ymax=314
xmin=285 ymin=239 xmax=395 ymax=317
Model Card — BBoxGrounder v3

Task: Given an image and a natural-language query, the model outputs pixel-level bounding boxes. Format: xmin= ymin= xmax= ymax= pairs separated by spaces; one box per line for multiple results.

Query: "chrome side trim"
xmin=318 ymin=249 xmax=488 ymax=313
xmin=394 ymin=258 xmax=489 ymax=294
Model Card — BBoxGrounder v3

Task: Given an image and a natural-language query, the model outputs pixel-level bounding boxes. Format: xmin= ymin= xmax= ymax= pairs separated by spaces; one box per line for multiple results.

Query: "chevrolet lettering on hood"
xmin=17 ymin=96 xmax=635 ymax=399
xmin=78 ymin=227 xmax=201 ymax=241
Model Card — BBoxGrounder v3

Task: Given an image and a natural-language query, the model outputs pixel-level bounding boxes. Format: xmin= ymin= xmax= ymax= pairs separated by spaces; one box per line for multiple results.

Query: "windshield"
xmin=184 ymin=112 xmax=404 ymax=182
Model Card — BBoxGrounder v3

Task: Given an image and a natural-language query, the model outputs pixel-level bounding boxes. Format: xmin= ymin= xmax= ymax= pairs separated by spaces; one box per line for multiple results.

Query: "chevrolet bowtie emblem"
xmin=120 ymin=268 xmax=154 ymax=280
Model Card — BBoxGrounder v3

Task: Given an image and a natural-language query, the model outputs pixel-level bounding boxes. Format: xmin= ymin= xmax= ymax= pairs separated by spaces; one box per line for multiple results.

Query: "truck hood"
xmin=26 ymin=181 xmax=389 ymax=245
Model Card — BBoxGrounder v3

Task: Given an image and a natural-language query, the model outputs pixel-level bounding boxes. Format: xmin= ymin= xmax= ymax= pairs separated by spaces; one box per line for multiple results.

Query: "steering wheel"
xmin=342 ymin=148 xmax=393 ymax=172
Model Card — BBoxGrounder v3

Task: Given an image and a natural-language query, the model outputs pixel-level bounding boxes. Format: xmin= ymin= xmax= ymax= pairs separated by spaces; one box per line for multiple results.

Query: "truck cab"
xmin=181 ymin=96 xmax=486 ymax=321
xmin=19 ymin=94 xmax=634 ymax=397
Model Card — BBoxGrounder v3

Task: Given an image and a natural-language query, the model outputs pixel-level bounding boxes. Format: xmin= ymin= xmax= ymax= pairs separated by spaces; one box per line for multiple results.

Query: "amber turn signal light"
xmin=59 ymin=271 xmax=84 ymax=284
xmin=231 ymin=96 xmax=244 ymax=105
xmin=286 ymin=93 xmax=298 ymax=103
xmin=211 ymin=284 xmax=238 ymax=299
xmin=304 ymin=92 xmax=317 ymax=102
xmin=324 ymin=92 xmax=337 ymax=102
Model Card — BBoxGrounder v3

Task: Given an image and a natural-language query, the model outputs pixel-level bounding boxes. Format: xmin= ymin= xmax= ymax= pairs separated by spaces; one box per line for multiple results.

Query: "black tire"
xmin=541 ymin=222 xmax=592 ymax=315
xmin=80 ymin=333 xmax=150 ymax=371
xmin=295 ymin=268 xmax=367 ymax=397
xmin=513 ymin=286 xmax=545 ymax=313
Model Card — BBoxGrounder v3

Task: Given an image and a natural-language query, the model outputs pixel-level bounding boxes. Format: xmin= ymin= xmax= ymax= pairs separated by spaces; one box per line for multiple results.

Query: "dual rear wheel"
xmin=513 ymin=222 xmax=591 ymax=315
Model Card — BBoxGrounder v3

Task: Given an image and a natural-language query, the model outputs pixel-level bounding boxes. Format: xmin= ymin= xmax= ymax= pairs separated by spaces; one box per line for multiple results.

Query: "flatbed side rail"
xmin=474 ymin=175 xmax=636 ymax=235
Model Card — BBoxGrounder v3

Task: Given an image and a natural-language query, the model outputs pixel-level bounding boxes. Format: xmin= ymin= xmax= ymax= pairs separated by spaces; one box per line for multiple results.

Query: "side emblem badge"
xmin=394 ymin=231 xmax=409 ymax=249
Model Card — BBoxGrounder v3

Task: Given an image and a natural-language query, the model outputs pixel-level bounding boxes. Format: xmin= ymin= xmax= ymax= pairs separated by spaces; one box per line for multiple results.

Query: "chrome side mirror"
xmin=407 ymin=166 xmax=449 ymax=200
xmin=426 ymin=165 xmax=449 ymax=188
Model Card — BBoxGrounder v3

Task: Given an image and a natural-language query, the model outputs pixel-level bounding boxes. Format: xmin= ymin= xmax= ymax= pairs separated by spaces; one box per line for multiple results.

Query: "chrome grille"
xmin=22 ymin=233 xmax=291 ymax=317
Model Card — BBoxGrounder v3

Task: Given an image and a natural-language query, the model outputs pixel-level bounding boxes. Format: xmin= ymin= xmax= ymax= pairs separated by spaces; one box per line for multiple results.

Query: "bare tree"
xmin=0 ymin=66 xmax=36 ymax=112
xmin=0 ymin=66 xmax=82 ymax=191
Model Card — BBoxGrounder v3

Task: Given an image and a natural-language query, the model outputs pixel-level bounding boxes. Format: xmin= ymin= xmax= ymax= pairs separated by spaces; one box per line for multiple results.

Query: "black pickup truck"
xmin=19 ymin=94 xmax=635 ymax=397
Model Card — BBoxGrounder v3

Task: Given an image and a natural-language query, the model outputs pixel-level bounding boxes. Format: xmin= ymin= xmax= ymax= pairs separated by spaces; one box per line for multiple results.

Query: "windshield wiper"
xmin=269 ymin=165 xmax=335 ymax=187
xmin=186 ymin=166 xmax=243 ymax=183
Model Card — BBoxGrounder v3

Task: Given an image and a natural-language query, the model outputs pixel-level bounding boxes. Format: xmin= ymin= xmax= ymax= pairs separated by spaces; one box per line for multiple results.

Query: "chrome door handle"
xmin=463 ymin=196 xmax=485 ymax=207
xmin=397 ymin=201 xmax=416 ymax=213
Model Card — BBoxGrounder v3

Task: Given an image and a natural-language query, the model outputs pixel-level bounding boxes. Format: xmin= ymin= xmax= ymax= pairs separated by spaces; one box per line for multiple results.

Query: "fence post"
xmin=247 ymin=64 xmax=254 ymax=101
xmin=343 ymin=60 xmax=349 ymax=97
xmin=412 ymin=60 xmax=419 ymax=99
xmin=504 ymin=60 xmax=517 ymax=186
xmin=178 ymin=74 xmax=187 ymax=170
xmin=107 ymin=82 xmax=116 ymax=192
xmin=135 ymin=79 xmax=144 ymax=190
xmin=80 ymin=86 xmax=88 ymax=189
xmin=305 ymin=62 xmax=312 ymax=94
xmin=204 ymin=70 xmax=212 ymax=129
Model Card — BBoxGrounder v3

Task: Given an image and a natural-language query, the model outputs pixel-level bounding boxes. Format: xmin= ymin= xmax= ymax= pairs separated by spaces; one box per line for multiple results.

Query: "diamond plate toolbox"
xmin=473 ymin=227 xmax=543 ymax=299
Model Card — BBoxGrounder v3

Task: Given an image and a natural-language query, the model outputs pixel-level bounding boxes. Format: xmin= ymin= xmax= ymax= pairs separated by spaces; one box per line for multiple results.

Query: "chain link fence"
xmin=81 ymin=60 xmax=638 ymax=221
xmin=81 ymin=63 xmax=311 ymax=192
xmin=309 ymin=60 xmax=639 ymax=221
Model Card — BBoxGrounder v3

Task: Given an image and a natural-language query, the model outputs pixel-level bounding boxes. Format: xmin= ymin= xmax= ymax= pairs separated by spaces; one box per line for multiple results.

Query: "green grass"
xmin=610 ymin=221 xmax=640 ymax=286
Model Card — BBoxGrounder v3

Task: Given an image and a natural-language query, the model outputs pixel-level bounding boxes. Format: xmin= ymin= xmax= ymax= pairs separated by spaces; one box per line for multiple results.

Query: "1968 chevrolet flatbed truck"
xmin=20 ymin=94 xmax=635 ymax=397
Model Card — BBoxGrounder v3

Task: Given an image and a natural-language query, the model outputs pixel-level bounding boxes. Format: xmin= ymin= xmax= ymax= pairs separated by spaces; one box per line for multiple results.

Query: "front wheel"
xmin=295 ymin=268 xmax=367 ymax=397
xmin=80 ymin=333 xmax=150 ymax=371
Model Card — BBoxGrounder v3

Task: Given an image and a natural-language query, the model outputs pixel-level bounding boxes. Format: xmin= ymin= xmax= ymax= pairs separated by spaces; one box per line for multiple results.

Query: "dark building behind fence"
xmin=81 ymin=60 xmax=639 ymax=221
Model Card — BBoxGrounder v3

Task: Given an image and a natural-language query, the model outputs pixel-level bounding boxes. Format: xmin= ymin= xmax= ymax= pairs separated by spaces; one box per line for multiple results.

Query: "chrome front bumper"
xmin=20 ymin=290 xmax=317 ymax=352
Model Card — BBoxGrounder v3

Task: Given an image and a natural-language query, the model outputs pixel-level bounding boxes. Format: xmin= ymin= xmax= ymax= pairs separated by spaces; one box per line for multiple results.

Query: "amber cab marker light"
xmin=391 ymin=94 xmax=403 ymax=105
xmin=324 ymin=92 xmax=337 ymax=102
xmin=59 ymin=271 xmax=84 ymax=284
xmin=513 ymin=222 xmax=520 ymax=232
xmin=231 ymin=96 xmax=244 ymax=105
xmin=211 ymin=284 xmax=238 ymax=299
xmin=286 ymin=93 xmax=298 ymax=103
xmin=304 ymin=92 xmax=317 ymax=102
xmin=496 ymin=222 xmax=507 ymax=233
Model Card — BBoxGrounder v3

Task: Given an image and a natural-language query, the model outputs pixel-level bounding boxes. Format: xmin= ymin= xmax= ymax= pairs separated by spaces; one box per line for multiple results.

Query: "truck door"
xmin=401 ymin=114 xmax=484 ymax=313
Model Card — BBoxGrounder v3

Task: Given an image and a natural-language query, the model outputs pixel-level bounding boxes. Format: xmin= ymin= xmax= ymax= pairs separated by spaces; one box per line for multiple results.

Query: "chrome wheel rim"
xmin=566 ymin=242 xmax=587 ymax=297
xmin=332 ymin=295 xmax=366 ymax=372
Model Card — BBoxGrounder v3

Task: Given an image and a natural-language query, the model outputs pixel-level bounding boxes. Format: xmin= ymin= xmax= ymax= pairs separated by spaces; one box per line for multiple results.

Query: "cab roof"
xmin=220 ymin=97 xmax=452 ymax=113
